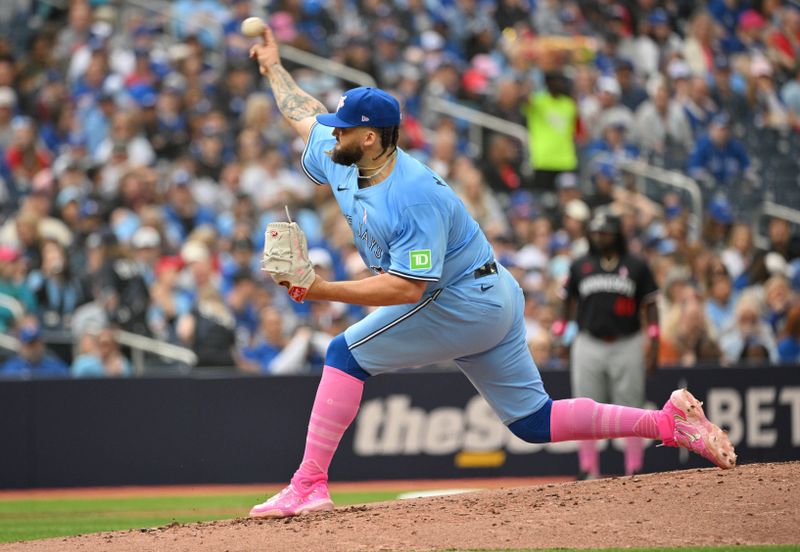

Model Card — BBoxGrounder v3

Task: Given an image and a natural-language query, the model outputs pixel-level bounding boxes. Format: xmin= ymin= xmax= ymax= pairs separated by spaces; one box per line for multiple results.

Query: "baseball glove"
xmin=261 ymin=221 xmax=316 ymax=302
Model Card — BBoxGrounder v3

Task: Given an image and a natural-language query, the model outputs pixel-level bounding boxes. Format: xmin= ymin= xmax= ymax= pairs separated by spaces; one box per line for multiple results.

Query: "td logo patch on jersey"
xmin=410 ymin=249 xmax=432 ymax=270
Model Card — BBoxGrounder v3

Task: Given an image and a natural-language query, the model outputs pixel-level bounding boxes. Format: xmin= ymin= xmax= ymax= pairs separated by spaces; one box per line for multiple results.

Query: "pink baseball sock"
xmin=292 ymin=366 xmax=364 ymax=490
xmin=578 ymin=440 xmax=599 ymax=477
xmin=550 ymin=398 xmax=672 ymax=442
xmin=624 ymin=437 xmax=644 ymax=475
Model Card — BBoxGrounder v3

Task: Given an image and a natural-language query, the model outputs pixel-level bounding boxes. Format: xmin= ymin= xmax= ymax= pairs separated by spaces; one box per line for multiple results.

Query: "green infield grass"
xmin=0 ymin=490 xmax=396 ymax=543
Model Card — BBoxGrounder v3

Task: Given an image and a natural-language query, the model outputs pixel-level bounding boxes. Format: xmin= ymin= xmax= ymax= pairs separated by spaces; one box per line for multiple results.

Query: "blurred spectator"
xmin=176 ymin=285 xmax=237 ymax=368
xmin=768 ymin=4 xmax=800 ymax=76
xmin=147 ymin=255 xmax=191 ymax=342
xmin=781 ymin=60 xmax=800 ymax=128
xmin=584 ymin=120 xmax=640 ymax=167
xmin=26 ymin=239 xmax=84 ymax=330
xmin=479 ymin=133 xmax=523 ymax=194
xmin=225 ymin=268 xmax=259 ymax=347
xmin=0 ymin=245 xmax=35 ymax=332
xmin=763 ymin=274 xmax=793 ymax=336
xmin=561 ymin=199 xmax=590 ymax=259
xmin=528 ymin=329 xmax=560 ymax=370
xmin=5 ymin=116 xmax=50 ymax=187
xmin=682 ymin=11 xmax=718 ymax=76
xmin=130 ymin=226 xmax=162 ymax=285
xmin=748 ymin=217 xmax=800 ymax=285
xmin=719 ymin=293 xmax=779 ymax=364
xmin=703 ymin=197 xmax=735 ymax=251
xmin=705 ymin=258 xmax=738 ymax=336
xmin=523 ymin=70 xmax=579 ymax=192
xmin=632 ymin=79 xmax=693 ymax=160
xmin=710 ymin=56 xmax=750 ymax=122
xmin=683 ymin=77 xmax=718 ymax=139
xmin=163 ymin=170 xmax=217 ymax=244
xmin=238 ymin=305 xmax=314 ymax=375
xmin=660 ymin=286 xmax=721 ymax=366
xmin=81 ymin=89 xmax=116 ymax=157
xmin=453 ymin=161 xmax=509 ymax=239
xmin=728 ymin=9 xmax=767 ymax=56
xmin=425 ymin=121 xmax=459 ymax=180
xmin=777 ymin=303 xmax=800 ymax=363
xmin=747 ymin=56 xmax=790 ymax=129
xmin=721 ymin=223 xmax=755 ymax=283
xmin=0 ymin=320 xmax=68 ymax=378
xmin=53 ymin=1 xmax=92 ymax=65
xmin=636 ymin=9 xmax=682 ymax=77
xmin=95 ymin=110 xmax=155 ymax=168
xmin=687 ymin=113 xmax=750 ymax=188
xmin=98 ymin=236 xmax=151 ymax=335
xmin=0 ymin=86 xmax=17 ymax=150
xmin=582 ymin=75 xmax=634 ymax=140
xmin=71 ymin=328 xmax=132 ymax=378
xmin=615 ymin=59 xmax=648 ymax=112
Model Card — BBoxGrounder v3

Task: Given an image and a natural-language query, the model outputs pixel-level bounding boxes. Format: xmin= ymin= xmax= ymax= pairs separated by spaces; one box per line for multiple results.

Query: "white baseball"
xmin=241 ymin=16 xmax=265 ymax=38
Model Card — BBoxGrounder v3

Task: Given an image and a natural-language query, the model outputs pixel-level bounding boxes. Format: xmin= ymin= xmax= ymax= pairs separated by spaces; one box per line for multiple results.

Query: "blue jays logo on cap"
xmin=316 ymin=87 xmax=401 ymax=128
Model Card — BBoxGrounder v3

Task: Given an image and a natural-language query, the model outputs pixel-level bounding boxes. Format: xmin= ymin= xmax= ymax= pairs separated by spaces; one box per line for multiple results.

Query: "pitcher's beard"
xmin=330 ymin=142 xmax=364 ymax=166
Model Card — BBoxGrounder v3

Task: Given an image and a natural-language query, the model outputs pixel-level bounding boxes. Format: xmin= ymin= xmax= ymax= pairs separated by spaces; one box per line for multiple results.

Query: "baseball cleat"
xmin=249 ymin=479 xmax=334 ymax=519
xmin=661 ymin=388 xmax=737 ymax=469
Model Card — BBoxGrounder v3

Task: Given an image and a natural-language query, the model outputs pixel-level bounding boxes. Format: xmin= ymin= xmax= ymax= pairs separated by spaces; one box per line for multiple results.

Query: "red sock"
xmin=292 ymin=366 xmax=364 ymax=490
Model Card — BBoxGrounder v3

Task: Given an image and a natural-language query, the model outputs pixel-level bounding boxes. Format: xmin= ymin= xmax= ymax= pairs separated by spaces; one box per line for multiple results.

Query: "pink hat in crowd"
xmin=269 ymin=12 xmax=297 ymax=42
xmin=738 ymin=9 xmax=766 ymax=31
xmin=0 ymin=246 xmax=20 ymax=262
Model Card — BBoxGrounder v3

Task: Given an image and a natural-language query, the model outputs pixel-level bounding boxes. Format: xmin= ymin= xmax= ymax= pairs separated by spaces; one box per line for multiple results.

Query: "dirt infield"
xmin=4 ymin=462 xmax=799 ymax=552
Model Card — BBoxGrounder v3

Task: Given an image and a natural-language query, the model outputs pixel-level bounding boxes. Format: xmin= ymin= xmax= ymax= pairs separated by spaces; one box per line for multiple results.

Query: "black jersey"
xmin=563 ymin=253 xmax=658 ymax=339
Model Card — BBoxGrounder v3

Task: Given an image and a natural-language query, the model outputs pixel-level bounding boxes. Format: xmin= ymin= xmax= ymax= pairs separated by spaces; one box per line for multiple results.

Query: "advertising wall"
xmin=1 ymin=366 xmax=798 ymax=488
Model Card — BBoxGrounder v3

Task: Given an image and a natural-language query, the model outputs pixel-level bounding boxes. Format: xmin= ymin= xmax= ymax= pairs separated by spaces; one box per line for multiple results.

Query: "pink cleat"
xmin=249 ymin=479 xmax=334 ymax=519
xmin=660 ymin=389 xmax=737 ymax=469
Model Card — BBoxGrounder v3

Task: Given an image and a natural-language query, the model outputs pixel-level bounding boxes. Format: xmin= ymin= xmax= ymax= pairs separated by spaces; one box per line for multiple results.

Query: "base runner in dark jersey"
xmin=554 ymin=211 xmax=659 ymax=478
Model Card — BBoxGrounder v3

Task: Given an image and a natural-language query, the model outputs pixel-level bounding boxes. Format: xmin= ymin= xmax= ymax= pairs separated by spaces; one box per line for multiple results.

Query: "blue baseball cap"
xmin=591 ymin=162 xmax=618 ymax=181
xmin=648 ymin=8 xmax=669 ymax=25
xmin=711 ymin=112 xmax=731 ymax=128
xmin=316 ymin=87 xmax=401 ymax=128
xmin=19 ymin=324 xmax=42 ymax=343
xmin=709 ymin=197 xmax=734 ymax=224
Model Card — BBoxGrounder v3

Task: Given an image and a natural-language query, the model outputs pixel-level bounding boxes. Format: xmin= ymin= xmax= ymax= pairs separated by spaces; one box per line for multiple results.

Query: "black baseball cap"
xmin=589 ymin=212 xmax=621 ymax=234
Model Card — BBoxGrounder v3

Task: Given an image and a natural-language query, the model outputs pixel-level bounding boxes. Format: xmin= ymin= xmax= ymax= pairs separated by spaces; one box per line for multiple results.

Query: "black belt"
xmin=473 ymin=261 xmax=498 ymax=279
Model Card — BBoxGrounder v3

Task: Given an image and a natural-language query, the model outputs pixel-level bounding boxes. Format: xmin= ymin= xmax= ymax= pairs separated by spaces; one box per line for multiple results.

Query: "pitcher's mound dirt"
xmin=6 ymin=462 xmax=800 ymax=552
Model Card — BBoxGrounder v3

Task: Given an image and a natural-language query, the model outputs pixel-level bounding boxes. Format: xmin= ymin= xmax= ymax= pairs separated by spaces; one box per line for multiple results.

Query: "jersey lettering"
xmin=578 ymin=274 xmax=635 ymax=297
xmin=357 ymin=222 xmax=383 ymax=259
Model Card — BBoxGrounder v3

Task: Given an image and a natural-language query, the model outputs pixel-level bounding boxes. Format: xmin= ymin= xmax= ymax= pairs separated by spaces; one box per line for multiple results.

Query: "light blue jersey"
xmin=302 ymin=123 xmax=495 ymax=288
xmin=301 ymin=123 xmax=549 ymax=424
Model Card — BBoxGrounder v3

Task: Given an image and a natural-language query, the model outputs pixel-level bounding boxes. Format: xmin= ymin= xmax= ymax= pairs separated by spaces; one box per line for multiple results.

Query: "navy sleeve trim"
xmin=301 ymin=122 xmax=328 ymax=186
xmin=387 ymin=269 xmax=440 ymax=282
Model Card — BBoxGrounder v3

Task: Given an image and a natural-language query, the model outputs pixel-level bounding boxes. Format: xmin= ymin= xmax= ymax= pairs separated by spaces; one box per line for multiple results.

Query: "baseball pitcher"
xmin=247 ymin=22 xmax=735 ymax=519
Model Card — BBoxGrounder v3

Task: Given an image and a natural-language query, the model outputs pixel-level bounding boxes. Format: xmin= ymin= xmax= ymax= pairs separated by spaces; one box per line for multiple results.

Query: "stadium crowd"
xmin=1 ymin=0 xmax=800 ymax=378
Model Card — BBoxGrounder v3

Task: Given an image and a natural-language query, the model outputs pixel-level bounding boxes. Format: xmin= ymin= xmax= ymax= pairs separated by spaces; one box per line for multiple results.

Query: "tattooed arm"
xmin=250 ymin=25 xmax=327 ymax=142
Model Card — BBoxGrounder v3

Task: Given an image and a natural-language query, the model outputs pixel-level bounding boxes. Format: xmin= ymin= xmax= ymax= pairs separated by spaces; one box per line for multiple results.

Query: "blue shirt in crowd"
xmin=1 ymin=354 xmax=69 ymax=378
xmin=688 ymin=135 xmax=750 ymax=186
